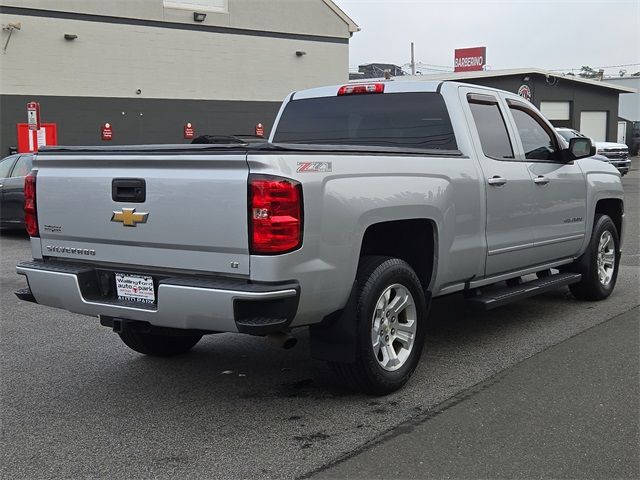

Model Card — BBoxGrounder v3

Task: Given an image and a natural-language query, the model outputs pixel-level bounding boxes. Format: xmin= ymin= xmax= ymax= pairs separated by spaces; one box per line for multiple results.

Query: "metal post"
xmin=410 ymin=42 xmax=416 ymax=76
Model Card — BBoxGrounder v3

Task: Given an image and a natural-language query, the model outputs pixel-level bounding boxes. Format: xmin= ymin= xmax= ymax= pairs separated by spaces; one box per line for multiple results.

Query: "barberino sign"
xmin=454 ymin=47 xmax=486 ymax=72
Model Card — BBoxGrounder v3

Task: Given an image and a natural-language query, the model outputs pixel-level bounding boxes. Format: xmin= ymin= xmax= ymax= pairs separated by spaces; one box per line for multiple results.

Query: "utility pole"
xmin=410 ymin=42 xmax=416 ymax=76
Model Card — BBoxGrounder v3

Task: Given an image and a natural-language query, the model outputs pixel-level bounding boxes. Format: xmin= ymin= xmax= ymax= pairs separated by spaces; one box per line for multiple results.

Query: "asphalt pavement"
xmin=314 ymin=307 xmax=640 ymax=479
xmin=1 ymin=159 xmax=639 ymax=479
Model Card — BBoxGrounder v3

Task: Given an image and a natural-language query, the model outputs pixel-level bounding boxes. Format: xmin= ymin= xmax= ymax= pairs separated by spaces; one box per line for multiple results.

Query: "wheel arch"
xmin=310 ymin=218 xmax=437 ymax=364
xmin=595 ymin=198 xmax=623 ymax=246
xmin=358 ymin=218 xmax=438 ymax=293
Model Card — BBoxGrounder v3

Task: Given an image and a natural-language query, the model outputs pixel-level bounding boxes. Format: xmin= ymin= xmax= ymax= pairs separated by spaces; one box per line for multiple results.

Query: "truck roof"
xmin=292 ymin=80 xmax=444 ymax=100
xmin=289 ymin=80 xmax=518 ymax=101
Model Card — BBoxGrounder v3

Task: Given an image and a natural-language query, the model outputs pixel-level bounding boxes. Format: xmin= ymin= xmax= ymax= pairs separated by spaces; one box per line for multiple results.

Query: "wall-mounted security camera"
xmin=2 ymin=22 xmax=21 ymax=31
xmin=2 ymin=21 xmax=22 ymax=53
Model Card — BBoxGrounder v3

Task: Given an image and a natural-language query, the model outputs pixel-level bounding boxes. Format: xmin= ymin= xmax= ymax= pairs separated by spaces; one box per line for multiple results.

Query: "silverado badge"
xmin=111 ymin=208 xmax=149 ymax=227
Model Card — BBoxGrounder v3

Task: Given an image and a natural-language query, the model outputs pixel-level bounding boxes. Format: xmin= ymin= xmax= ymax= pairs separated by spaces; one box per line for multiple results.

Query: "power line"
xmin=352 ymin=61 xmax=640 ymax=74
xmin=416 ymin=62 xmax=454 ymax=70
xmin=548 ymin=62 xmax=640 ymax=72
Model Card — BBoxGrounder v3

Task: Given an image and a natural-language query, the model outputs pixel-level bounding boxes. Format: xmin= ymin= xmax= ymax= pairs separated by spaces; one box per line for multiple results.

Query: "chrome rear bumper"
xmin=16 ymin=260 xmax=299 ymax=334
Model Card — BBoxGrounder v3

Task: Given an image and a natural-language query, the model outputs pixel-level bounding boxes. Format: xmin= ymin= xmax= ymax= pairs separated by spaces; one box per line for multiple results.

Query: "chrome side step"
xmin=467 ymin=273 xmax=582 ymax=311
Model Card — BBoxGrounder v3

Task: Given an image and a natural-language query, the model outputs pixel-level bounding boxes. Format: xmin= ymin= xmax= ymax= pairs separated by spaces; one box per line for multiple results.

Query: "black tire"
xmin=330 ymin=256 xmax=428 ymax=395
xmin=569 ymin=214 xmax=620 ymax=301
xmin=118 ymin=330 xmax=202 ymax=357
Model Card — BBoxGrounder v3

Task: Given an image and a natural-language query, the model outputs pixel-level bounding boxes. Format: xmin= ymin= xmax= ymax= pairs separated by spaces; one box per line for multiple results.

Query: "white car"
xmin=556 ymin=128 xmax=630 ymax=175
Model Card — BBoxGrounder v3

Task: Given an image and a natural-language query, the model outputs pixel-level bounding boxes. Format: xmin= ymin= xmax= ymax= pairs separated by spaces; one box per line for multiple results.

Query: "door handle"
xmin=487 ymin=176 xmax=507 ymax=187
xmin=533 ymin=175 xmax=550 ymax=186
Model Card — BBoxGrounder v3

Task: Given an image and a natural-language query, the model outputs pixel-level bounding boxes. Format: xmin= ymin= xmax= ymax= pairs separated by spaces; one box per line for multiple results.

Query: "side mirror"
xmin=567 ymin=137 xmax=596 ymax=160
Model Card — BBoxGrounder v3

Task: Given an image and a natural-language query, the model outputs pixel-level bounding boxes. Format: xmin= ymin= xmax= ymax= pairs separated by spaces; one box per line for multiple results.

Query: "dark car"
xmin=0 ymin=153 xmax=33 ymax=230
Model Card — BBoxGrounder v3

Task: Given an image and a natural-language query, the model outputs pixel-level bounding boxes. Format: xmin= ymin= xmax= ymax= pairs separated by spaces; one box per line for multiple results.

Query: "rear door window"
xmin=273 ymin=92 xmax=458 ymax=151
xmin=10 ymin=155 xmax=32 ymax=177
xmin=0 ymin=156 xmax=17 ymax=178
xmin=467 ymin=96 xmax=514 ymax=160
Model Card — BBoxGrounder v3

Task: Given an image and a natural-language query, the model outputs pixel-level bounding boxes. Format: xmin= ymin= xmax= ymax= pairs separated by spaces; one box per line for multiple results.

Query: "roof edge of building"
xmin=322 ymin=0 xmax=360 ymax=33
xmin=358 ymin=67 xmax=636 ymax=93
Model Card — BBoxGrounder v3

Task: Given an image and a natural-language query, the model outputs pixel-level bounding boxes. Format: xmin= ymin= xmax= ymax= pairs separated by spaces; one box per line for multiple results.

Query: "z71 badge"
xmin=297 ymin=162 xmax=332 ymax=173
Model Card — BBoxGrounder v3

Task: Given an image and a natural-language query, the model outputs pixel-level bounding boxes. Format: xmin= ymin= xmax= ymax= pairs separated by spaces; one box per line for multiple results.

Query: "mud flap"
xmin=309 ymin=281 xmax=359 ymax=363
xmin=559 ymin=249 xmax=591 ymax=278
xmin=310 ymin=282 xmax=433 ymax=363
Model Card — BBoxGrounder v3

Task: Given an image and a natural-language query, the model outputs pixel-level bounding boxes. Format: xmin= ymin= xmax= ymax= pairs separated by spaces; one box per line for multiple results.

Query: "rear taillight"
xmin=24 ymin=171 xmax=38 ymax=237
xmin=337 ymin=83 xmax=385 ymax=96
xmin=249 ymin=175 xmax=302 ymax=254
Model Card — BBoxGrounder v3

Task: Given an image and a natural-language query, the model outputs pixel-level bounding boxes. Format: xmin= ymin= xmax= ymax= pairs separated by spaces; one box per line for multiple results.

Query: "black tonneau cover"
xmin=38 ymin=143 xmax=463 ymax=157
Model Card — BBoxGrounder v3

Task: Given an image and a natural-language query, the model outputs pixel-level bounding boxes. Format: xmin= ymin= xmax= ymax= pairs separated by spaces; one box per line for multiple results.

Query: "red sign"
xmin=454 ymin=47 xmax=486 ymax=72
xmin=184 ymin=122 xmax=195 ymax=139
xmin=16 ymin=123 xmax=58 ymax=153
xmin=101 ymin=123 xmax=113 ymax=141
xmin=26 ymin=102 xmax=41 ymax=131
xmin=255 ymin=123 xmax=265 ymax=138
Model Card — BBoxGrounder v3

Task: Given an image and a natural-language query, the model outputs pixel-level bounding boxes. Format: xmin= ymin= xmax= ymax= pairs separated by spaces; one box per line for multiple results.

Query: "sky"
xmin=334 ymin=0 xmax=640 ymax=76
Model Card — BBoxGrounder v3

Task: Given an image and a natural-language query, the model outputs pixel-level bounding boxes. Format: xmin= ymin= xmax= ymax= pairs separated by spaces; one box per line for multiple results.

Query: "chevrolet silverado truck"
xmin=556 ymin=128 xmax=631 ymax=176
xmin=16 ymin=81 xmax=624 ymax=394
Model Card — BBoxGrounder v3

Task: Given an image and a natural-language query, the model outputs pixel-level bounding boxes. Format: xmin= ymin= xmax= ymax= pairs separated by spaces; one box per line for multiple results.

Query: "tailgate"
xmin=34 ymin=151 xmax=250 ymax=275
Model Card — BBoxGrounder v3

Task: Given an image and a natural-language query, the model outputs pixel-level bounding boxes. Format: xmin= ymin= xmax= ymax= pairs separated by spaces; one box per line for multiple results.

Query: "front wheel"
xmin=569 ymin=214 xmax=620 ymax=301
xmin=119 ymin=330 xmax=202 ymax=357
xmin=330 ymin=256 xmax=428 ymax=395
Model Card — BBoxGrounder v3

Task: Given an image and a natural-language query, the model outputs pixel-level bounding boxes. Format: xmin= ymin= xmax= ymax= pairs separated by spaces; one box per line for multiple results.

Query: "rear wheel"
xmin=330 ymin=256 xmax=427 ymax=395
xmin=118 ymin=330 xmax=202 ymax=357
xmin=569 ymin=214 xmax=620 ymax=301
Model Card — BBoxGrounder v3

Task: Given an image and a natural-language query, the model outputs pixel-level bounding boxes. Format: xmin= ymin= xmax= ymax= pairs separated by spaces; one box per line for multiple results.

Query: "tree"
xmin=578 ymin=66 xmax=599 ymax=78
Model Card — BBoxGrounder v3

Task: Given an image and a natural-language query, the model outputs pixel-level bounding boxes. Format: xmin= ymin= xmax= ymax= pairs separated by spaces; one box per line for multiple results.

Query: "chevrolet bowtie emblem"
xmin=111 ymin=208 xmax=149 ymax=227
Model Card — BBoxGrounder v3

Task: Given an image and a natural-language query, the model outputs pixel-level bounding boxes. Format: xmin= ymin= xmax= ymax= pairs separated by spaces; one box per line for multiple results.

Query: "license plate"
xmin=115 ymin=273 xmax=155 ymax=304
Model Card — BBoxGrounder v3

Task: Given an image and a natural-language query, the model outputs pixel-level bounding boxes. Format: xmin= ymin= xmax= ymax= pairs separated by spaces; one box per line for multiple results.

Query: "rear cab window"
xmin=273 ymin=92 xmax=458 ymax=151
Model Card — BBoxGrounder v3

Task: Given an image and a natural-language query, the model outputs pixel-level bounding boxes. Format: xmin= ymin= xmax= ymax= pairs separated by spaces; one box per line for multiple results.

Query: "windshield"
xmin=273 ymin=92 xmax=458 ymax=151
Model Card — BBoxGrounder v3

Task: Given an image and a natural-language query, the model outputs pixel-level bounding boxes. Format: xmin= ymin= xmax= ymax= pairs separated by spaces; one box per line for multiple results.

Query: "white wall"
xmin=0 ymin=0 xmax=352 ymax=38
xmin=0 ymin=11 xmax=349 ymax=101
xmin=607 ymin=77 xmax=640 ymax=121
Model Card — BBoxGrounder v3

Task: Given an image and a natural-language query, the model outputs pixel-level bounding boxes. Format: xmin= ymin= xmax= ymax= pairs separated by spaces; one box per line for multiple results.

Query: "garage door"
xmin=580 ymin=111 xmax=607 ymax=141
xmin=540 ymin=101 xmax=570 ymax=120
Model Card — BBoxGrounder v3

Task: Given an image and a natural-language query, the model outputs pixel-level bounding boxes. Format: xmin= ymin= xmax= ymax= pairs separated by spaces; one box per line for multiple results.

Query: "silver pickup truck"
xmin=16 ymin=81 xmax=624 ymax=394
